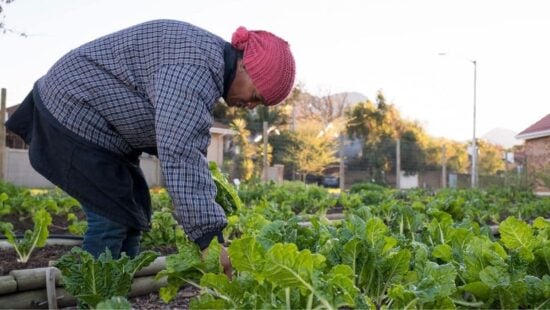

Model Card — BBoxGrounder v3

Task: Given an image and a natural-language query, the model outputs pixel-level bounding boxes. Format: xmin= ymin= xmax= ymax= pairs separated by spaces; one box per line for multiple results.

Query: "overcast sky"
xmin=1 ymin=0 xmax=549 ymax=142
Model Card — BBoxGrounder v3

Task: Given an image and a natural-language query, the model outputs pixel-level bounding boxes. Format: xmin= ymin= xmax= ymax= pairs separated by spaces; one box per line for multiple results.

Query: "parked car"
xmin=321 ymin=175 xmax=339 ymax=188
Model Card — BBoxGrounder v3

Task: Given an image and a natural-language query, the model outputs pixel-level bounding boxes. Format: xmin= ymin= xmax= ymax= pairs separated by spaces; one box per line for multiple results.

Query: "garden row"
xmin=1 ymin=172 xmax=550 ymax=308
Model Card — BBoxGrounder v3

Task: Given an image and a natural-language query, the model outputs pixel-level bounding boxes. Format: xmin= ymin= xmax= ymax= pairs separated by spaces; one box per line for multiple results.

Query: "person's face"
xmin=224 ymin=59 xmax=265 ymax=110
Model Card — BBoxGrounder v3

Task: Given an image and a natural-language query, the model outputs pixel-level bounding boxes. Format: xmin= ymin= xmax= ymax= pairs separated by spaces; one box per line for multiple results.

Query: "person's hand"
xmin=220 ymin=246 xmax=233 ymax=280
xmin=202 ymin=246 xmax=233 ymax=280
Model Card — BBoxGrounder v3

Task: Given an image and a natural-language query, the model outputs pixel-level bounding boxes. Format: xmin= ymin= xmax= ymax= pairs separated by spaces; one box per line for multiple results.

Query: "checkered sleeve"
xmin=153 ymin=64 xmax=227 ymax=244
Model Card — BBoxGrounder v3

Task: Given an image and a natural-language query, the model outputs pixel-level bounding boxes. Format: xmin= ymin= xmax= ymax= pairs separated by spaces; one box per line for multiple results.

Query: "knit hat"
xmin=231 ymin=26 xmax=296 ymax=106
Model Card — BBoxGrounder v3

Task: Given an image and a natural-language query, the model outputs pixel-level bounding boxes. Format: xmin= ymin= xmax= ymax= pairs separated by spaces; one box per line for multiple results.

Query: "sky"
xmin=1 ymin=0 xmax=549 ymax=142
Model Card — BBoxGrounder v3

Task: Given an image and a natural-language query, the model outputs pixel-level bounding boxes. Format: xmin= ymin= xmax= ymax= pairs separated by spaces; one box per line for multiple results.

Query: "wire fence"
xmin=262 ymin=137 xmax=530 ymax=191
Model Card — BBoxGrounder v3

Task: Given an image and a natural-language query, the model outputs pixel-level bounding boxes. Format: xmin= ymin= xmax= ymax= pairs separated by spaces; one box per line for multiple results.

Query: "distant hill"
xmin=482 ymin=128 xmax=523 ymax=149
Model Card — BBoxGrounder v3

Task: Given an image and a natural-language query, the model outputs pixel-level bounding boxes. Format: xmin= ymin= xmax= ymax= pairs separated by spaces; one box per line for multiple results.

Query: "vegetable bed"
xmin=2 ymin=178 xmax=550 ymax=309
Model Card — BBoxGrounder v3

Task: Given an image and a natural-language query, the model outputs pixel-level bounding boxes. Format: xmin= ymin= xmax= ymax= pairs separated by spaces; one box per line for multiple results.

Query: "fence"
xmin=334 ymin=137 xmax=523 ymax=190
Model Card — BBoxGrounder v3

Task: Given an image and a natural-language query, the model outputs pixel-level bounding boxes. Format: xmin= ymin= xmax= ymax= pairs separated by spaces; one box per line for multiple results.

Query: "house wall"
xmin=4 ymin=149 xmax=163 ymax=188
xmin=207 ymin=133 xmax=224 ymax=166
xmin=2 ymin=132 xmax=228 ymax=189
xmin=525 ymin=136 xmax=550 ymax=193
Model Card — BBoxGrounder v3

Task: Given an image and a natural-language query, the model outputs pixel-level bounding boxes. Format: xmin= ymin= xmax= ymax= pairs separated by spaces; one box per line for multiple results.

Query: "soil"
xmin=0 ymin=209 xmax=86 ymax=235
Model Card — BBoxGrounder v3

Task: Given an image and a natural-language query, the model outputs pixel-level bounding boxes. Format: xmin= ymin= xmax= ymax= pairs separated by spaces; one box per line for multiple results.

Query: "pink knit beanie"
xmin=231 ymin=26 xmax=296 ymax=106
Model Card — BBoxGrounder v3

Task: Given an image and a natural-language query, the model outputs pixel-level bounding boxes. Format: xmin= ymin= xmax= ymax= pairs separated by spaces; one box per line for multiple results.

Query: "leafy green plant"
xmin=0 ymin=192 xmax=11 ymax=217
xmin=55 ymin=247 xmax=158 ymax=309
xmin=67 ymin=212 xmax=87 ymax=236
xmin=95 ymin=296 xmax=131 ymax=310
xmin=156 ymin=230 xmax=223 ymax=303
xmin=210 ymin=161 xmax=242 ymax=215
xmin=141 ymin=209 xmax=179 ymax=248
xmin=0 ymin=207 xmax=52 ymax=263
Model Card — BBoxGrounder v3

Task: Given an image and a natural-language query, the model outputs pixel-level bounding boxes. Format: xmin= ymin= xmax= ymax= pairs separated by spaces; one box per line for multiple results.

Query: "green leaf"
xmin=0 ymin=208 xmax=52 ymax=263
xmin=203 ymin=238 xmax=223 ymax=274
xmin=263 ymin=243 xmax=325 ymax=290
xmin=55 ymin=247 xmax=158 ymax=308
xmin=479 ymin=266 xmax=510 ymax=289
xmin=533 ymin=217 xmax=550 ymax=230
xmin=227 ymin=237 xmax=266 ymax=281
xmin=190 ymin=294 xmax=230 ymax=309
xmin=96 ymin=296 xmax=131 ymax=310
xmin=463 ymin=281 xmax=491 ymax=300
xmin=159 ymin=285 xmax=179 ymax=304
xmin=155 ymin=234 xmax=203 ymax=302
xmin=210 ymin=161 xmax=242 ymax=215
xmin=524 ymin=275 xmax=550 ymax=307
xmin=414 ymin=262 xmax=457 ymax=303
xmin=365 ymin=217 xmax=388 ymax=248
xmin=432 ymin=244 xmax=453 ymax=262
xmin=499 ymin=216 xmax=536 ymax=262
xmin=199 ymin=273 xmax=241 ymax=306
xmin=324 ymin=264 xmax=359 ymax=307
xmin=462 ymin=236 xmax=507 ymax=283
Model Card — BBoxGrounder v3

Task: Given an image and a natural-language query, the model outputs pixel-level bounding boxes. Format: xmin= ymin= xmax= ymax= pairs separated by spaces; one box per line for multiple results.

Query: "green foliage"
xmin=157 ymin=183 xmax=550 ymax=309
xmin=150 ymin=188 xmax=172 ymax=212
xmin=141 ymin=209 xmax=180 ymax=248
xmin=0 ymin=207 xmax=52 ymax=263
xmin=156 ymin=234 xmax=223 ymax=303
xmin=67 ymin=212 xmax=87 ymax=236
xmin=289 ymin=120 xmax=338 ymax=180
xmin=239 ymin=181 xmax=336 ymax=215
xmin=209 ymin=161 xmax=242 ymax=215
xmin=0 ymin=192 xmax=11 ymax=216
xmin=55 ymin=247 xmax=158 ymax=309
xmin=95 ymin=296 xmax=131 ymax=310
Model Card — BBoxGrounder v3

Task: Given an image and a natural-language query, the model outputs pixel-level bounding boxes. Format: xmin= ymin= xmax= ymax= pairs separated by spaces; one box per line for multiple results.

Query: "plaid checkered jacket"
xmin=36 ymin=20 xmax=228 ymax=242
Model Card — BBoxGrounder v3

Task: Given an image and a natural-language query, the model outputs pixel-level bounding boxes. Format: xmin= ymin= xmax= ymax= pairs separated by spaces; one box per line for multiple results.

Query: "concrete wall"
xmin=5 ymin=149 xmax=51 ymax=188
xmin=2 ymin=131 xmax=228 ymax=189
xmin=207 ymin=134 xmax=224 ymax=167
xmin=4 ymin=149 xmax=164 ymax=188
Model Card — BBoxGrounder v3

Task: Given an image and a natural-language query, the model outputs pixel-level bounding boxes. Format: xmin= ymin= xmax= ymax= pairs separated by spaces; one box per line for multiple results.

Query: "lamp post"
xmin=439 ymin=53 xmax=478 ymax=188
xmin=471 ymin=60 xmax=478 ymax=188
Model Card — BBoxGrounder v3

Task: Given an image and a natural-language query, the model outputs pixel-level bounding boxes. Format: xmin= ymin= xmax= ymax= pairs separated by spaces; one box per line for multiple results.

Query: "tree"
xmin=0 ymin=0 xmax=25 ymax=36
xmin=477 ymin=139 xmax=505 ymax=175
xmin=269 ymin=130 xmax=299 ymax=179
xmin=289 ymin=121 xmax=337 ymax=181
xmin=345 ymin=90 xmax=428 ymax=181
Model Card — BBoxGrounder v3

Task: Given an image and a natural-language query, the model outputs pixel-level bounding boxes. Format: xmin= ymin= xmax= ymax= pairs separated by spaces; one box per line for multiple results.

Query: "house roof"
xmin=6 ymin=105 xmax=20 ymax=117
xmin=516 ymin=113 xmax=550 ymax=140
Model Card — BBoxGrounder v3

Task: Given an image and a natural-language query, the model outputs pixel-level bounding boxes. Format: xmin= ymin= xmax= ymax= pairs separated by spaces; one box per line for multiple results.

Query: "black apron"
xmin=5 ymin=86 xmax=152 ymax=231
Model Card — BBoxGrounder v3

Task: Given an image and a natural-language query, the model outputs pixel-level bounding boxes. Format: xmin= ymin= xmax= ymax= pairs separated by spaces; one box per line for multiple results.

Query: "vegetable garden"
xmin=1 ymin=169 xmax=550 ymax=309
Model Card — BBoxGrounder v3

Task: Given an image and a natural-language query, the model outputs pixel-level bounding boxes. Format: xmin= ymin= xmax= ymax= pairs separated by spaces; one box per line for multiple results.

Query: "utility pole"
xmin=262 ymin=121 xmax=268 ymax=181
xmin=396 ymin=139 xmax=401 ymax=189
xmin=339 ymin=133 xmax=345 ymax=192
xmin=438 ymin=53 xmax=478 ymax=188
xmin=441 ymin=144 xmax=447 ymax=188
xmin=471 ymin=60 xmax=478 ymax=188
xmin=0 ymin=89 xmax=6 ymax=181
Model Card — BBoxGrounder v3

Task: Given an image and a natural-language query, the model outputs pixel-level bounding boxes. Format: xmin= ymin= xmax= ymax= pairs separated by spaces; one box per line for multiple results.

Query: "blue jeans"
xmin=82 ymin=206 xmax=141 ymax=259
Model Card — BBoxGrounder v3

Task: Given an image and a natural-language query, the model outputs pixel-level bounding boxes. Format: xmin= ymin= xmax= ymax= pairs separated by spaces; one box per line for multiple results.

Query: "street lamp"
xmin=439 ymin=53 xmax=478 ymax=188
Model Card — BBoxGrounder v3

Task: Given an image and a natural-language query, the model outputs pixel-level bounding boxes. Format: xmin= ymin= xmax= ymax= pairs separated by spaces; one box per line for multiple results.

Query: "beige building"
xmin=516 ymin=114 xmax=550 ymax=195
xmin=4 ymin=105 xmax=235 ymax=187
